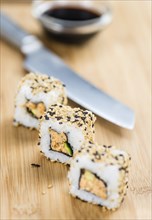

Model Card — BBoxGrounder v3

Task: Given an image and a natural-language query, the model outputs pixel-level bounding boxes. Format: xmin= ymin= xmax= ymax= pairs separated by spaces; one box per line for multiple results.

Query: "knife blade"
xmin=0 ymin=12 xmax=135 ymax=129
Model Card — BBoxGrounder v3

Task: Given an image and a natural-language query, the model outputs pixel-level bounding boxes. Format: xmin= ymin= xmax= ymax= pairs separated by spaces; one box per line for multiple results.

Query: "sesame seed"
xmin=31 ymin=163 xmax=41 ymax=167
xmin=45 ymin=115 xmax=49 ymax=120
xmin=95 ymin=155 xmax=101 ymax=160
xmin=103 ymin=145 xmax=107 ymax=148
xmin=49 ymin=112 xmax=55 ymax=116
xmin=83 ymin=112 xmax=88 ymax=115
xmin=48 ymin=184 xmax=53 ymax=189
xmin=75 ymin=115 xmax=80 ymax=118
xmin=56 ymin=116 xmax=62 ymax=120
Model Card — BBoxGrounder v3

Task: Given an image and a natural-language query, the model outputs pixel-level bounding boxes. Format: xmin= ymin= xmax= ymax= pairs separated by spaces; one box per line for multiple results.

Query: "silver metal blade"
xmin=24 ymin=47 xmax=135 ymax=129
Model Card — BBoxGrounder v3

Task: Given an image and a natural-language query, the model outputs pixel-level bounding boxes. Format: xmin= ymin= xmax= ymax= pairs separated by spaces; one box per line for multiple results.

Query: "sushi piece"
xmin=68 ymin=143 xmax=131 ymax=210
xmin=39 ymin=104 xmax=96 ymax=164
xmin=14 ymin=73 xmax=67 ymax=129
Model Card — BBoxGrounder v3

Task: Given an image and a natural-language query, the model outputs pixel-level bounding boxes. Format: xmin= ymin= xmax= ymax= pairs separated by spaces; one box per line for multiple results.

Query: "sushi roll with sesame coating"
xmin=38 ymin=104 xmax=96 ymax=164
xmin=68 ymin=143 xmax=131 ymax=210
xmin=13 ymin=72 xmax=67 ymax=129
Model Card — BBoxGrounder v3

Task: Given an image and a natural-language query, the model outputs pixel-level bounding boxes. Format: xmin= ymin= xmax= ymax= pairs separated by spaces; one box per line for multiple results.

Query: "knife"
xmin=0 ymin=12 xmax=135 ymax=129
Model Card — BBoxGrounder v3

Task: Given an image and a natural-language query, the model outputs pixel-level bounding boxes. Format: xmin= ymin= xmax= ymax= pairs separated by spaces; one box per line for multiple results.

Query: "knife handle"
xmin=0 ymin=12 xmax=43 ymax=55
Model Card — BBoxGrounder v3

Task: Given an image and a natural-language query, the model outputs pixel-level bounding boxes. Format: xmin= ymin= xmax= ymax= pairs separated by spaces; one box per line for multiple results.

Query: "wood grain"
xmin=0 ymin=1 xmax=151 ymax=220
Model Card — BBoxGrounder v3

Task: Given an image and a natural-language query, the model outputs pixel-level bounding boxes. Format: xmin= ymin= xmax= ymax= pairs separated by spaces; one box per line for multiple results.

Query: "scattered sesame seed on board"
xmin=48 ymin=184 xmax=53 ymax=189
xmin=42 ymin=191 xmax=46 ymax=195
xmin=31 ymin=163 xmax=41 ymax=167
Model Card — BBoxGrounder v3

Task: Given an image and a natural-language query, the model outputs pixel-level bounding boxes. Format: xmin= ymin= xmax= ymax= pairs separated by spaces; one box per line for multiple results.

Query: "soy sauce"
xmin=42 ymin=6 xmax=102 ymax=43
xmin=43 ymin=7 xmax=100 ymax=21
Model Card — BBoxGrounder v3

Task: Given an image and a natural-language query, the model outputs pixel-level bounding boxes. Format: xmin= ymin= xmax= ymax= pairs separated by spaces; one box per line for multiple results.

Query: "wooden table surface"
xmin=0 ymin=1 xmax=151 ymax=220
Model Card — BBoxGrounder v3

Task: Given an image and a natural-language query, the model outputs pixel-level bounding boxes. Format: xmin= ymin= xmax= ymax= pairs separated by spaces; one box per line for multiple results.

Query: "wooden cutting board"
xmin=0 ymin=1 xmax=151 ymax=219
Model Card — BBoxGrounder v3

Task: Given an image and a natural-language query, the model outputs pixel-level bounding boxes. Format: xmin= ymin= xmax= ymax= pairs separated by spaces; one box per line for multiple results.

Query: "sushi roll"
xmin=68 ymin=143 xmax=131 ymax=210
xmin=39 ymin=104 xmax=96 ymax=164
xmin=14 ymin=73 xmax=67 ymax=129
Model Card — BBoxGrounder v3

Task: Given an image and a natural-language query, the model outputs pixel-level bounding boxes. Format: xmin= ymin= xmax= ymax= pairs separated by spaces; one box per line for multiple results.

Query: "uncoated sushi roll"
xmin=39 ymin=104 xmax=96 ymax=164
xmin=68 ymin=143 xmax=131 ymax=210
xmin=14 ymin=73 xmax=67 ymax=129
